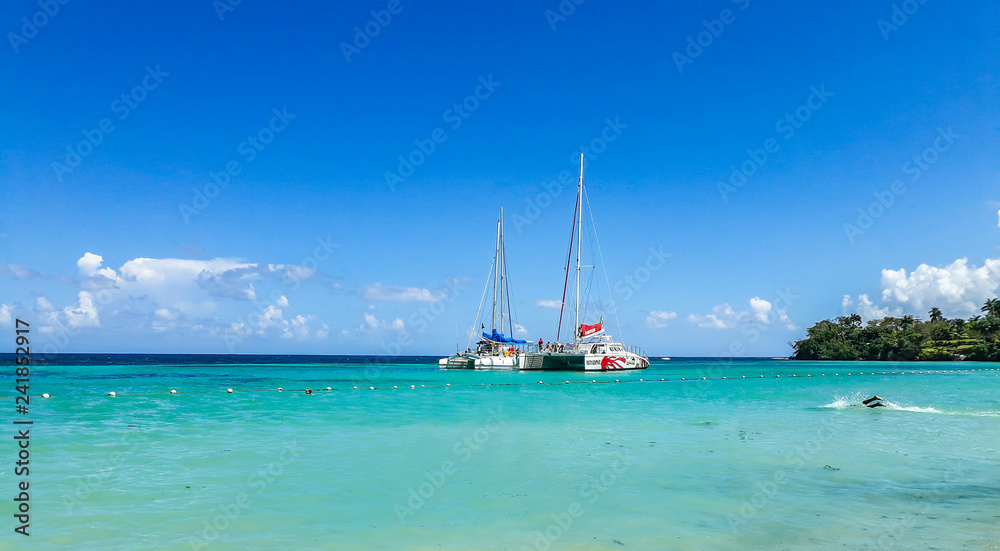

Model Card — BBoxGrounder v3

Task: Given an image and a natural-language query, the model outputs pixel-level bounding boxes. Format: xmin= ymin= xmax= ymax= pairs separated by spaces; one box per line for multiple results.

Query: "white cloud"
xmin=688 ymin=303 xmax=738 ymax=329
xmin=537 ymin=300 xmax=562 ymax=309
xmin=879 ymin=257 xmax=1000 ymax=317
xmin=359 ymin=312 xmax=405 ymax=333
xmin=0 ymin=304 xmax=12 ymax=326
xmin=272 ymin=264 xmax=315 ymax=282
xmin=316 ymin=323 xmax=330 ymax=339
xmin=64 ymin=291 xmax=101 ymax=328
xmin=749 ymin=297 xmax=772 ymax=324
xmin=514 ymin=323 xmax=528 ymax=335
xmin=0 ymin=264 xmax=39 ymax=279
xmin=363 ymin=283 xmax=446 ymax=302
xmin=77 ymin=253 xmax=104 ymax=277
xmin=154 ymin=308 xmax=179 ymax=320
xmin=996 ymin=209 xmax=999 ymax=228
xmin=257 ymin=304 xmax=283 ymax=332
xmin=777 ymin=310 xmax=799 ymax=331
xmin=283 ymin=314 xmax=315 ymax=340
xmin=687 ymin=298 xmax=796 ymax=330
xmin=841 ymin=294 xmax=901 ymax=322
xmin=83 ymin=254 xmax=302 ymax=316
xmin=45 ymin=252 xmax=326 ymax=340
xmin=646 ymin=310 xmax=677 ymax=328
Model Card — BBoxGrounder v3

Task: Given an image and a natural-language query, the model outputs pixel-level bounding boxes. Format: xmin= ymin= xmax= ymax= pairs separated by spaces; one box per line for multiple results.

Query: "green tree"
xmin=948 ymin=318 xmax=966 ymax=333
xmin=982 ymin=298 xmax=1000 ymax=318
xmin=929 ymin=307 xmax=944 ymax=323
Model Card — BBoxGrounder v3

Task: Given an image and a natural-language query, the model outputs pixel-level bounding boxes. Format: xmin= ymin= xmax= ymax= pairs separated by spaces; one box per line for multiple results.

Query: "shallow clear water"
xmin=4 ymin=356 xmax=999 ymax=550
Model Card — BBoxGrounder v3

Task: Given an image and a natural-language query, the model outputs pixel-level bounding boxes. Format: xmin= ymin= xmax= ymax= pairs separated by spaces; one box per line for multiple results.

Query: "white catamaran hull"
xmin=522 ymin=351 xmax=648 ymax=371
xmin=440 ymin=353 xmax=523 ymax=370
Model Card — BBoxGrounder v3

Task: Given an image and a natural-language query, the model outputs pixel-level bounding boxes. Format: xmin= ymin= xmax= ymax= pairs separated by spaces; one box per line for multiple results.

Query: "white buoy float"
xmin=42 ymin=393 xmax=50 ymax=398
xmin=170 ymin=389 xmax=177 ymax=394
xmin=108 ymin=391 xmax=116 ymax=397
xmin=227 ymin=388 xmax=233 ymax=393
xmin=278 ymin=387 xmax=283 ymax=392
xmin=326 ymin=386 xmax=332 ymax=391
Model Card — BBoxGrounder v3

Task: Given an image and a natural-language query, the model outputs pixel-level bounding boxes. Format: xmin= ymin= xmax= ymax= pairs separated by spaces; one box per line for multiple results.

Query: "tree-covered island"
xmin=792 ymin=299 xmax=1000 ymax=361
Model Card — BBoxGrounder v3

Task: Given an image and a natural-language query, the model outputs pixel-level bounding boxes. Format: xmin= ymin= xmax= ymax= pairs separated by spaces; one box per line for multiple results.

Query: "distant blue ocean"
xmin=3 ymin=355 xmax=999 ymax=550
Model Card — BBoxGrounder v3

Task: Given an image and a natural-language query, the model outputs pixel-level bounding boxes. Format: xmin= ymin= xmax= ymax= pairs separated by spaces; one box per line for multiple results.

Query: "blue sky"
xmin=1 ymin=0 xmax=998 ymax=356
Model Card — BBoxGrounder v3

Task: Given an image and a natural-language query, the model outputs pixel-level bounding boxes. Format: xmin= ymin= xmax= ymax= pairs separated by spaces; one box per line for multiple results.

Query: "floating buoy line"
xmin=5 ymin=367 xmax=997 ymax=399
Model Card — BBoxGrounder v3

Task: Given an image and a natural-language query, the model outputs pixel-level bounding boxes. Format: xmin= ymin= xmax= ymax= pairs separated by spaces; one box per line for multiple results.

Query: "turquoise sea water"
xmin=3 ymin=356 xmax=999 ymax=551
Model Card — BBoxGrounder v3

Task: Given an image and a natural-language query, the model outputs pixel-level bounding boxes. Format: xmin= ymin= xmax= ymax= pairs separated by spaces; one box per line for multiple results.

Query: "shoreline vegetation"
xmin=792 ymin=299 xmax=1000 ymax=361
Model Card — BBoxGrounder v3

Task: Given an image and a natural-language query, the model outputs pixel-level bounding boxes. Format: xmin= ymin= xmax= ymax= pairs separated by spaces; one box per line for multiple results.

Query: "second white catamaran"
xmin=439 ymin=208 xmax=530 ymax=370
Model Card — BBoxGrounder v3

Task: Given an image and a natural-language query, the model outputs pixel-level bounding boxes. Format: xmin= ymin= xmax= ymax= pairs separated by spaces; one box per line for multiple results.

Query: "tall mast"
xmin=574 ymin=154 xmax=583 ymax=343
xmin=491 ymin=210 xmax=500 ymax=332
xmin=498 ymin=208 xmax=505 ymax=336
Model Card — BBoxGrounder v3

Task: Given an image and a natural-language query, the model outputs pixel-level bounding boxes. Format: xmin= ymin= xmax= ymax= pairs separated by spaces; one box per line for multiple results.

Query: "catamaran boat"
xmin=522 ymin=155 xmax=650 ymax=371
xmin=440 ymin=208 xmax=530 ymax=370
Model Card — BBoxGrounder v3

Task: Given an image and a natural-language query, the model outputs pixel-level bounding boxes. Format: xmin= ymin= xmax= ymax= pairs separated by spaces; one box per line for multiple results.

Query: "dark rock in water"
xmin=824 ymin=464 xmax=840 ymax=470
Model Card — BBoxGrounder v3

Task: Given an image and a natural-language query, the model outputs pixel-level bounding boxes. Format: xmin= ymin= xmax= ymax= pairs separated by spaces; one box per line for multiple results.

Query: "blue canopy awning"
xmin=482 ymin=330 xmax=527 ymax=344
